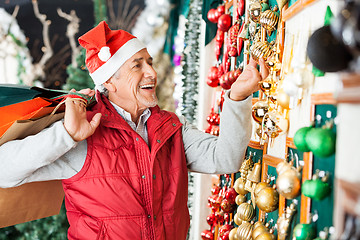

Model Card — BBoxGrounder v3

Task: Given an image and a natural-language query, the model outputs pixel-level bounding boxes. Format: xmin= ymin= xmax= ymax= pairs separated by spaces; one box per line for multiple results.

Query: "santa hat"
xmin=78 ymin=21 xmax=146 ymax=85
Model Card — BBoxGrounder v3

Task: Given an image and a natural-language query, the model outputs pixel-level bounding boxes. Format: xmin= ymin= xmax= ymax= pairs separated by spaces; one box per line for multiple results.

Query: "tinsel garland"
xmin=180 ymin=0 xmax=202 ymax=124
xmin=179 ymin=0 xmax=202 ymax=239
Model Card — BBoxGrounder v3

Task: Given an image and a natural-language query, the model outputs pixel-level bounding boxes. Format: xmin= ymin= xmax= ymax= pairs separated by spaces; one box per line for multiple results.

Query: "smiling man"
xmin=0 ymin=21 xmax=268 ymax=240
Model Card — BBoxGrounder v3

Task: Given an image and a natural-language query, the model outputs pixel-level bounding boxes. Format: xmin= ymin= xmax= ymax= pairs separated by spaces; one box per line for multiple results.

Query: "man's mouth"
xmin=139 ymin=83 xmax=155 ymax=90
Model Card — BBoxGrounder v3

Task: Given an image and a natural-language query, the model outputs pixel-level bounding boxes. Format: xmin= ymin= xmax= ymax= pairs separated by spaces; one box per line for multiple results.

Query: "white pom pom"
xmin=98 ymin=46 xmax=111 ymax=62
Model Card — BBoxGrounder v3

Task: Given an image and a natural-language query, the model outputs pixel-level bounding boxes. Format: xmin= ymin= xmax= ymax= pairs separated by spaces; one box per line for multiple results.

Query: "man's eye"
xmin=133 ymin=64 xmax=140 ymax=68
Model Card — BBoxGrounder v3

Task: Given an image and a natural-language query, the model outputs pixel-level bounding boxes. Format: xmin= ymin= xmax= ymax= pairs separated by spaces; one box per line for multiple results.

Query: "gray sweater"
xmin=0 ymin=93 xmax=252 ymax=188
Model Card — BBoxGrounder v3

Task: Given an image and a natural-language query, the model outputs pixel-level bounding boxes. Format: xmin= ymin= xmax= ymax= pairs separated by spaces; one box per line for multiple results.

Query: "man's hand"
xmin=63 ymin=89 xmax=101 ymax=142
xmin=229 ymin=58 xmax=269 ymax=101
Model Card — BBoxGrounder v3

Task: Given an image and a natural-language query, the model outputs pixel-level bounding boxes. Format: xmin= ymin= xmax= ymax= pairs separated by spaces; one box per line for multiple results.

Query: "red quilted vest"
xmin=62 ymin=93 xmax=190 ymax=240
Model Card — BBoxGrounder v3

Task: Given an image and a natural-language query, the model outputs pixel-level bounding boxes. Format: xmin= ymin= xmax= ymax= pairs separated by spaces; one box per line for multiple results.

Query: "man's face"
xmin=107 ymin=48 xmax=158 ymax=110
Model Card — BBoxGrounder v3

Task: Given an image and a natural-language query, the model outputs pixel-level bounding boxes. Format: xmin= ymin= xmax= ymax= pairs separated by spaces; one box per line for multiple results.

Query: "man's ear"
xmin=103 ymin=78 xmax=116 ymax=92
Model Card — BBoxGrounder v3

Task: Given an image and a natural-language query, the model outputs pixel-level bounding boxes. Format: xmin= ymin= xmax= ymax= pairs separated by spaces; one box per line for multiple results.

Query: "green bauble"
xmin=293 ymin=223 xmax=316 ymax=240
xmin=302 ymin=179 xmax=331 ymax=201
xmin=305 ymin=128 xmax=336 ymax=158
xmin=294 ymin=126 xmax=312 ymax=152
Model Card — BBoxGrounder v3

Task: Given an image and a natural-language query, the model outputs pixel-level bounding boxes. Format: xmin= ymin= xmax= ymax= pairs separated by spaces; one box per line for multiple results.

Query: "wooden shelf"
xmin=336 ymin=73 xmax=360 ymax=103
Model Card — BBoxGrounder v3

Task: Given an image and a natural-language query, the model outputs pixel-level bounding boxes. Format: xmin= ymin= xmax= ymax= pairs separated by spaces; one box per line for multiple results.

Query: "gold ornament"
xmin=260 ymin=9 xmax=279 ymax=32
xmin=252 ymin=100 xmax=270 ymax=124
xmin=255 ymin=185 xmax=279 ymax=212
xmin=234 ymin=212 xmax=243 ymax=226
xmin=236 ymin=194 xmax=247 ymax=205
xmin=250 ymin=41 xmax=273 ymax=62
xmin=255 ymin=230 xmax=276 ymax=240
xmin=234 ymin=178 xmax=249 ymax=195
xmin=276 ymin=90 xmax=290 ymax=110
xmin=262 ymin=110 xmax=289 ymax=146
xmin=237 ymin=200 xmax=256 ymax=221
xmin=276 ymin=161 xmax=302 ymax=199
xmin=237 ymin=221 xmax=254 ymax=240
xmin=277 ymin=203 xmax=297 ymax=240
xmin=252 ymin=221 xmax=270 ymax=239
xmin=229 ymin=227 xmax=239 ymax=240
xmin=249 ymin=0 xmax=262 ymax=23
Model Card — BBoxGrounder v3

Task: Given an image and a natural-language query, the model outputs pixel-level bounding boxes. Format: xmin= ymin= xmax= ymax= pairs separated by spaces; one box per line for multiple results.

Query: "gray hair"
xmin=95 ymin=84 xmax=109 ymax=97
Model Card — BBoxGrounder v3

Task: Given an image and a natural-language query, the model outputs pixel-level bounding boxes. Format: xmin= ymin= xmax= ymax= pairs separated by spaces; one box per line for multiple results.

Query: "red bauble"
xmin=214 ymin=211 xmax=224 ymax=224
xmin=217 ymin=5 xmax=225 ymax=16
xmin=206 ymin=212 xmax=216 ymax=226
xmin=217 ymin=14 xmax=232 ymax=32
xmin=201 ymin=230 xmax=214 ymax=240
xmin=234 ymin=68 xmax=242 ymax=79
xmin=218 ymin=224 xmax=233 ymax=238
xmin=205 ymin=124 xmax=212 ymax=134
xmin=207 ymin=9 xmax=218 ymax=23
xmin=207 ymin=66 xmax=220 ymax=87
xmin=220 ymin=199 xmax=236 ymax=213
xmin=220 ymin=72 xmax=233 ymax=90
xmin=224 ymin=212 xmax=230 ymax=223
xmin=225 ymin=187 xmax=238 ymax=204
xmin=210 ymin=125 xmax=220 ymax=136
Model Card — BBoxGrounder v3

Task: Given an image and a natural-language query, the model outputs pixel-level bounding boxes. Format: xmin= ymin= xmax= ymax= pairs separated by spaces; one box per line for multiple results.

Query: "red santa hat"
xmin=78 ymin=21 xmax=146 ymax=85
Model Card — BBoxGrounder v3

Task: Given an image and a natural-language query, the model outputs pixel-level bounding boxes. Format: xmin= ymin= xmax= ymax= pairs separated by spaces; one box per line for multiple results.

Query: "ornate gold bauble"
xmin=260 ymin=9 xmax=279 ymax=32
xmin=234 ymin=178 xmax=250 ymax=195
xmin=249 ymin=1 xmax=262 ymax=23
xmin=229 ymin=227 xmax=239 ymax=240
xmin=254 ymin=180 xmax=271 ymax=197
xmin=255 ymin=185 xmax=279 ymax=212
xmin=237 ymin=200 xmax=256 ymax=221
xmin=262 ymin=111 xmax=289 ymax=140
xmin=237 ymin=221 xmax=254 ymax=240
xmin=236 ymin=194 xmax=247 ymax=205
xmin=259 ymin=75 xmax=274 ymax=96
xmin=276 ymin=161 xmax=302 ymax=199
xmin=252 ymin=100 xmax=269 ymax=124
xmin=250 ymin=41 xmax=273 ymax=62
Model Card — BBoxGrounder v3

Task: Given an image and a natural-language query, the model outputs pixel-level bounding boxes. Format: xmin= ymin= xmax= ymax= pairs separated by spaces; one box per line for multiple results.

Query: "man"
xmin=0 ymin=21 xmax=268 ymax=239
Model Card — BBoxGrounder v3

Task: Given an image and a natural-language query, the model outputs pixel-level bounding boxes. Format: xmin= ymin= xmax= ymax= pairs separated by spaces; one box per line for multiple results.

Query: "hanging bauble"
xmin=219 ymin=224 xmax=234 ymax=240
xmin=276 ymin=161 xmax=302 ymax=199
xmin=207 ymin=66 xmax=220 ymax=88
xmin=207 ymin=9 xmax=219 ymax=23
xmin=249 ymin=0 xmax=262 ymax=23
xmin=234 ymin=212 xmax=243 ymax=226
xmin=221 ymin=198 xmax=237 ymax=213
xmin=218 ymin=14 xmax=232 ymax=32
xmin=217 ymin=4 xmax=225 ymax=16
xmin=228 ymin=21 xmax=241 ymax=57
xmin=305 ymin=127 xmax=336 ymax=158
xmin=293 ymin=126 xmax=313 ymax=152
xmin=250 ymin=41 xmax=273 ymax=62
xmin=255 ymin=185 xmax=279 ymax=212
xmin=276 ymin=90 xmax=291 ymax=110
xmin=229 ymin=227 xmax=239 ymax=240
xmin=215 ymin=210 xmax=225 ymax=224
xmin=302 ymin=173 xmax=331 ymax=201
xmin=225 ymin=187 xmax=238 ymax=204
xmin=255 ymin=230 xmax=276 ymax=240
xmin=277 ymin=203 xmax=297 ymax=240
xmin=252 ymin=221 xmax=270 ymax=239
xmin=220 ymin=71 xmax=236 ymax=90
xmin=252 ymin=100 xmax=269 ymax=124
xmin=201 ymin=229 xmax=214 ymax=240
xmin=260 ymin=9 xmax=279 ymax=33
xmin=262 ymin=111 xmax=289 ymax=145
xmin=237 ymin=200 xmax=256 ymax=221
xmin=259 ymin=75 xmax=274 ymax=96
xmin=292 ymin=223 xmax=316 ymax=240
xmin=236 ymin=194 xmax=247 ymax=205
xmin=254 ymin=180 xmax=271 ymax=197
xmin=211 ymin=185 xmax=221 ymax=195
xmin=234 ymin=177 xmax=249 ymax=195
xmin=206 ymin=212 xmax=216 ymax=226
xmin=236 ymin=221 xmax=254 ymax=240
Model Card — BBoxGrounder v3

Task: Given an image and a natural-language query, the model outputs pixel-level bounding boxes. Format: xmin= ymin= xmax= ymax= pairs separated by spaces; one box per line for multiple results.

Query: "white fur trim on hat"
xmin=90 ymin=38 xmax=146 ymax=85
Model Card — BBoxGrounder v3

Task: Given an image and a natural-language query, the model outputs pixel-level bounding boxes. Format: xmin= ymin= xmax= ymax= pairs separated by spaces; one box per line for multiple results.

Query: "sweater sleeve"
xmin=181 ymin=91 xmax=252 ymax=174
xmin=0 ymin=121 xmax=87 ymax=188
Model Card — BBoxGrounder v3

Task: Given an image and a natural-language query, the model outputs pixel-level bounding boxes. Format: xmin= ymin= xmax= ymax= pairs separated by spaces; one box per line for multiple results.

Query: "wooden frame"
xmin=336 ymin=73 xmax=360 ymax=103
xmin=282 ymin=0 xmax=319 ymax=21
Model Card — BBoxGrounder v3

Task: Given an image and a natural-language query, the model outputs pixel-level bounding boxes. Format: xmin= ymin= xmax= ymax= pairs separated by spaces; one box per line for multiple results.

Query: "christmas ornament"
xmin=255 ymin=185 xmax=279 ymax=212
xmin=252 ymin=221 xmax=270 ymax=239
xmin=229 ymin=227 xmax=239 ymax=240
xmin=245 ymin=162 xmax=262 ymax=192
xmin=234 ymin=178 xmax=249 ymax=195
xmin=293 ymin=126 xmax=313 ymax=152
xmin=235 ymin=194 xmax=247 ymax=205
xmin=302 ymin=170 xmax=331 ymax=201
xmin=207 ymin=9 xmax=219 ymax=23
xmin=234 ymin=212 xmax=243 ymax=226
xmin=228 ymin=21 xmax=241 ymax=57
xmin=250 ymin=41 xmax=273 ymax=63
xmin=305 ymin=126 xmax=336 ymax=158
xmin=254 ymin=230 xmax=276 ymax=240
xmin=237 ymin=22 xmax=246 ymax=56
xmin=254 ymin=179 xmax=271 ymax=197
xmin=252 ymin=100 xmax=269 ymax=125
xmin=249 ymin=0 xmax=262 ymax=23
xmin=262 ymin=110 xmax=289 ymax=146
xmin=207 ymin=66 xmax=220 ymax=87
xmin=237 ymin=200 xmax=256 ymax=221
xmin=276 ymin=161 xmax=302 ymax=199
xmin=277 ymin=202 xmax=297 ymax=240
xmin=260 ymin=7 xmax=279 ymax=34
xmin=218 ymin=14 xmax=232 ymax=32
xmin=293 ymin=223 xmax=316 ymax=240
xmin=236 ymin=221 xmax=254 ymax=240
xmin=276 ymin=0 xmax=288 ymax=11
xmin=276 ymin=90 xmax=290 ymax=110
xmin=219 ymin=224 xmax=234 ymax=240
xmin=201 ymin=229 xmax=214 ymax=240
